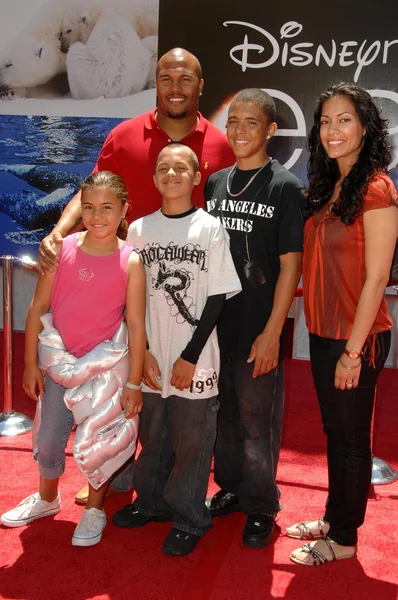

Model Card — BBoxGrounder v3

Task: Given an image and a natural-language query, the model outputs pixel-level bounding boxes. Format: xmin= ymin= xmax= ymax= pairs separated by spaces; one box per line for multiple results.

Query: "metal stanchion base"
xmin=371 ymin=455 xmax=398 ymax=485
xmin=0 ymin=411 xmax=33 ymax=436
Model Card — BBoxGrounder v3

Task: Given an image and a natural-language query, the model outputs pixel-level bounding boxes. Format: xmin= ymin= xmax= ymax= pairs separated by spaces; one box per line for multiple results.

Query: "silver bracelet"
xmin=124 ymin=381 xmax=142 ymax=391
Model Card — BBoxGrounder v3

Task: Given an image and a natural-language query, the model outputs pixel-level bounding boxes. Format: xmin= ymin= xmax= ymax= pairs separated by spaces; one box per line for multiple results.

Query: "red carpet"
xmin=0 ymin=332 xmax=397 ymax=600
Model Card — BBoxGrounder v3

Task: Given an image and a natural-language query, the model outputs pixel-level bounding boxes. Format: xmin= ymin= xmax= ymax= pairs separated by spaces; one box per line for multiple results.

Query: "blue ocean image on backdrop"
xmin=0 ymin=115 xmax=124 ymax=257
xmin=1 ymin=114 xmax=396 ymax=261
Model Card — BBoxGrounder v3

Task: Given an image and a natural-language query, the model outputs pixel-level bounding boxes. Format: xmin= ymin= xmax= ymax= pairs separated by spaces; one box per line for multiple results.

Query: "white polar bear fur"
xmin=0 ymin=0 xmax=158 ymax=99
xmin=67 ymin=13 xmax=152 ymax=99
xmin=141 ymin=35 xmax=158 ymax=89
xmin=61 ymin=0 xmax=158 ymax=49
xmin=0 ymin=0 xmax=68 ymax=91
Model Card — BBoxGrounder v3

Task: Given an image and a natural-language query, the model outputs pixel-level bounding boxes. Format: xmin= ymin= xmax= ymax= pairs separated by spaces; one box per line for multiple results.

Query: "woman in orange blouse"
xmin=286 ymin=83 xmax=398 ymax=566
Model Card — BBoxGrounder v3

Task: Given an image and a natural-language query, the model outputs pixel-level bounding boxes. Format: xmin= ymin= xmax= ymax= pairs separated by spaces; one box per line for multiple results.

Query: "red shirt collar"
xmin=144 ymin=109 xmax=206 ymax=138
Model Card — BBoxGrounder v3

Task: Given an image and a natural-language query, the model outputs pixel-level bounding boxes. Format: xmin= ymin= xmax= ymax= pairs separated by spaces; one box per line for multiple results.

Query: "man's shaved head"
xmin=156 ymin=48 xmax=202 ymax=80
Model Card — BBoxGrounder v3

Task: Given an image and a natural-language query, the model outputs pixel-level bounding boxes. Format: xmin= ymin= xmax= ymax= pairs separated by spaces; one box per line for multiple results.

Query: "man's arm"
xmin=247 ymin=251 xmax=302 ymax=377
xmin=51 ymin=192 xmax=83 ymax=237
xmin=37 ymin=192 xmax=83 ymax=274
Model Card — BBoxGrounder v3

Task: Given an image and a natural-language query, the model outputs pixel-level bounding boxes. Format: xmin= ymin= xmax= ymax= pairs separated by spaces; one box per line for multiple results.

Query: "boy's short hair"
xmin=230 ymin=88 xmax=276 ymax=123
xmin=156 ymin=142 xmax=200 ymax=173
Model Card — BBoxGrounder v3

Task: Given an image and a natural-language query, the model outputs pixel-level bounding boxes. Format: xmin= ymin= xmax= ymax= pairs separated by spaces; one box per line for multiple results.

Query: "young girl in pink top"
xmin=1 ymin=171 xmax=146 ymax=547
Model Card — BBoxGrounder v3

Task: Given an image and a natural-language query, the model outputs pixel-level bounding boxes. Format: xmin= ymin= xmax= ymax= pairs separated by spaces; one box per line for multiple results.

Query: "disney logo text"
xmin=224 ymin=20 xmax=398 ymax=82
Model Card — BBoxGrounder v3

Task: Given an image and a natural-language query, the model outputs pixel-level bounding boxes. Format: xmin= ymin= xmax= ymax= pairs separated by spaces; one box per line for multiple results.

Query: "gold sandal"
xmin=286 ymin=518 xmax=329 ymax=540
xmin=290 ymin=537 xmax=356 ymax=566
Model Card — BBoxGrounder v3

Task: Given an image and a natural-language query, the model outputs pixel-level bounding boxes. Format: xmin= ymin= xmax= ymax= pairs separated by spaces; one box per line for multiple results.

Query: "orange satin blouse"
xmin=303 ymin=171 xmax=397 ymax=341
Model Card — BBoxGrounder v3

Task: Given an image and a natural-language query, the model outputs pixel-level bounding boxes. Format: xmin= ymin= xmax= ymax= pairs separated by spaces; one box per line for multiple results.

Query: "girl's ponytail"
xmin=117 ymin=217 xmax=129 ymax=240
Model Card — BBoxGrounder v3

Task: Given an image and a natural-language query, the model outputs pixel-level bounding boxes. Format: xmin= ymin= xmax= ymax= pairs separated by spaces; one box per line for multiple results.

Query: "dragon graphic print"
xmin=140 ymin=241 xmax=208 ymax=327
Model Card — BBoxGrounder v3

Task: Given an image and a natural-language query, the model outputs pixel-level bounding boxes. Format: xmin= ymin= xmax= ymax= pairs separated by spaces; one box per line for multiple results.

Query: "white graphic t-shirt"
xmin=128 ymin=208 xmax=241 ymax=399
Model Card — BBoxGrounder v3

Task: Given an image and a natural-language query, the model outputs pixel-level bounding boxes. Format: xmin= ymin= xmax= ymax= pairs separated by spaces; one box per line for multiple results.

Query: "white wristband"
xmin=124 ymin=381 xmax=142 ymax=391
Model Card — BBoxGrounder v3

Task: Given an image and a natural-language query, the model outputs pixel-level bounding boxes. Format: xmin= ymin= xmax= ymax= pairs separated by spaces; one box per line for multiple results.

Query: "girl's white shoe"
xmin=1 ymin=492 xmax=61 ymax=527
xmin=72 ymin=507 xmax=107 ymax=547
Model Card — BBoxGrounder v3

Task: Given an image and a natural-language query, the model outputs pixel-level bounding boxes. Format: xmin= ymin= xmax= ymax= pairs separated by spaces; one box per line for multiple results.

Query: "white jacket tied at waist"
xmin=37 ymin=313 xmax=138 ymax=490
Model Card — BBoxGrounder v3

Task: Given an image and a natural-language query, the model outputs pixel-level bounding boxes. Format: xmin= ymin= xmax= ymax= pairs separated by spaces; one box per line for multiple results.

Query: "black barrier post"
xmin=0 ymin=255 xmax=37 ymax=436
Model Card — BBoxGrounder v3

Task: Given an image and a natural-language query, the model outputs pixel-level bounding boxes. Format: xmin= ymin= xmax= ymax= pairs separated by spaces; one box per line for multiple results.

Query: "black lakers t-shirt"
xmin=205 ymin=159 xmax=305 ymax=359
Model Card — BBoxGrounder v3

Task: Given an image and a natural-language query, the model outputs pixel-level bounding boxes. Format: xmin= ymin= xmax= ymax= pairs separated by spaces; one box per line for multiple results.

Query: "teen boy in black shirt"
xmin=205 ymin=88 xmax=304 ymax=548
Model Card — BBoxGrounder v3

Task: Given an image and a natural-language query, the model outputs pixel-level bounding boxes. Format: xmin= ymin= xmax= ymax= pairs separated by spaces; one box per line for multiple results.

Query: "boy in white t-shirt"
xmin=116 ymin=143 xmax=241 ymax=556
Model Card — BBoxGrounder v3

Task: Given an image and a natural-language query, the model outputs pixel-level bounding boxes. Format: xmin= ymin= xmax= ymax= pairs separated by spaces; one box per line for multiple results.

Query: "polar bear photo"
xmin=66 ymin=12 xmax=150 ymax=99
xmin=0 ymin=0 xmax=159 ymax=113
xmin=61 ymin=0 xmax=158 ymax=48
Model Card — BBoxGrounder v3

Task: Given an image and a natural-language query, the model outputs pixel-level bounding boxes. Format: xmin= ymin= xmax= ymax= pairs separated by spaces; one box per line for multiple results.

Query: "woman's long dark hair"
xmin=306 ymin=82 xmax=391 ymax=224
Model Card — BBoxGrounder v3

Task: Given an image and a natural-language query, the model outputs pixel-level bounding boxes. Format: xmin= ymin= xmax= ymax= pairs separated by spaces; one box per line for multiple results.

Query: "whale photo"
xmin=0 ymin=114 xmax=124 ymax=256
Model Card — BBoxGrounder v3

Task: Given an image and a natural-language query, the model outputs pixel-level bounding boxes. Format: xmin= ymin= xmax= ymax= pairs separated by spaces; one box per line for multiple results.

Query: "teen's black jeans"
xmin=213 ymin=353 xmax=284 ymax=516
xmin=133 ymin=393 xmax=219 ymax=537
xmin=309 ymin=330 xmax=391 ymax=546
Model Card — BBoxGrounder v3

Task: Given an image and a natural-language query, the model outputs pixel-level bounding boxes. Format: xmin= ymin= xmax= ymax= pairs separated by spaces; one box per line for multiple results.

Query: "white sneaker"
xmin=72 ymin=507 xmax=107 ymax=547
xmin=1 ymin=492 xmax=61 ymax=528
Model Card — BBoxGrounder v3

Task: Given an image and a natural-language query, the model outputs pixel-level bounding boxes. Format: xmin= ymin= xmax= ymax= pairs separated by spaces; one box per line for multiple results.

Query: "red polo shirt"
xmin=93 ymin=109 xmax=235 ymax=223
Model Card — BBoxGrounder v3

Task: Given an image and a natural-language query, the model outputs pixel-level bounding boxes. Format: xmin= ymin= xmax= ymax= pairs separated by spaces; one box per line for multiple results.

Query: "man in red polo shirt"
xmin=37 ymin=47 xmax=234 ymax=506
xmin=38 ymin=47 xmax=234 ymax=269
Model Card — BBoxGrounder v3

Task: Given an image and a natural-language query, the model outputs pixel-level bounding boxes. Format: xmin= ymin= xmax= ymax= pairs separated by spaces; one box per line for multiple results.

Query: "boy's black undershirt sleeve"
xmin=180 ymin=294 xmax=226 ymax=365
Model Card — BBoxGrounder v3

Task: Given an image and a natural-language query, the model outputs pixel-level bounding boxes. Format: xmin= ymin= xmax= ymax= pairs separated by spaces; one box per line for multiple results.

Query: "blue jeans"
xmin=214 ymin=354 xmax=284 ymax=516
xmin=36 ymin=376 xmax=74 ymax=479
xmin=133 ymin=393 xmax=219 ymax=537
xmin=309 ymin=331 xmax=391 ymax=546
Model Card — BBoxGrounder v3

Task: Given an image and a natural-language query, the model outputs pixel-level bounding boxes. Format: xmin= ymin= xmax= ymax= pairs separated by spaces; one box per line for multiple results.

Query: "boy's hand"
xmin=37 ymin=232 xmax=63 ymax=274
xmin=23 ymin=364 xmax=44 ymax=401
xmin=121 ymin=388 xmax=143 ymax=419
xmin=171 ymin=357 xmax=195 ymax=391
xmin=143 ymin=350 xmax=162 ymax=391
xmin=247 ymin=329 xmax=280 ymax=378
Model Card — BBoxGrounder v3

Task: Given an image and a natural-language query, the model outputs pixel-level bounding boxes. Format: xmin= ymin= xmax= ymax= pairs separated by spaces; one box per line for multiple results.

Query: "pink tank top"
xmin=51 ymin=233 xmax=134 ymax=357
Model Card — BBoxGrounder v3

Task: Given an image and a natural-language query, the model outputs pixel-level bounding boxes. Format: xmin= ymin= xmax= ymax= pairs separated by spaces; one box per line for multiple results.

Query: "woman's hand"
xmin=23 ymin=364 xmax=44 ymax=401
xmin=334 ymin=355 xmax=362 ymax=390
xmin=121 ymin=388 xmax=143 ymax=419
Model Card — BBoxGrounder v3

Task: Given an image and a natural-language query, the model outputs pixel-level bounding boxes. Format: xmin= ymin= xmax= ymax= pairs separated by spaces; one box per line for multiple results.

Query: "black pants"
xmin=133 ymin=393 xmax=219 ymax=537
xmin=309 ymin=331 xmax=391 ymax=546
xmin=213 ymin=354 xmax=284 ymax=516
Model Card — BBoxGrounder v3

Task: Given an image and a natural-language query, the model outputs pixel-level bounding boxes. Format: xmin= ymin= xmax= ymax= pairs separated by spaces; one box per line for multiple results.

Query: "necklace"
xmin=226 ymin=158 xmax=271 ymax=198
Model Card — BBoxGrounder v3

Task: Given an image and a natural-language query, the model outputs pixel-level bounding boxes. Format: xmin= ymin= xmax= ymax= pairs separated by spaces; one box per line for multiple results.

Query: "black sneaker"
xmin=205 ymin=489 xmax=241 ymax=517
xmin=112 ymin=503 xmax=172 ymax=528
xmin=243 ymin=514 xmax=276 ymax=549
xmin=162 ymin=527 xmax=200 ymax=556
